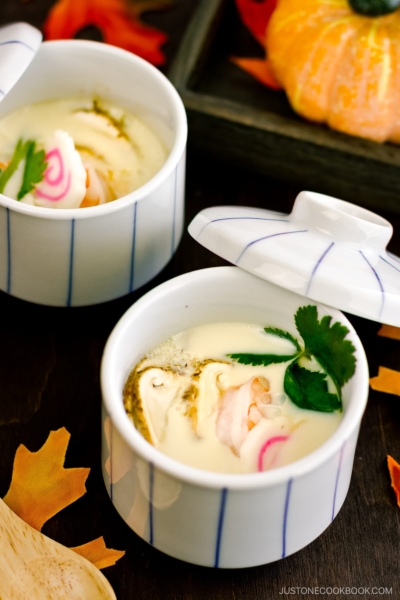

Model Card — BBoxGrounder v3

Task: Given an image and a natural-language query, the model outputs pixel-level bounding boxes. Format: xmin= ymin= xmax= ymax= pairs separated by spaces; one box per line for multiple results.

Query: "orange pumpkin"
xmin=266 ymin=0 xmax=400 ymax=142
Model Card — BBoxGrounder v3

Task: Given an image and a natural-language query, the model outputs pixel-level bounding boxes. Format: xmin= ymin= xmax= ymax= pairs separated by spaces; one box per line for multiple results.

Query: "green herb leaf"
xmin=263 ymin=326 xmax=302 ymax=352
xmin=18 ymin=142 xmax=47 ymax=200
xmin=0 ymin=139 xmax=29 ymax=195
xmin=228 ymin=353 xmax=298 ymax=367
xmin=0 ymin=139 xmax=47 ymax=201
xmin=228 ymin=304 xmax=356 ymax=413
xmin=294 ymin=305 xmax=356 ymax=392
xmin=284 ymin=360 xmax=341 ymax=412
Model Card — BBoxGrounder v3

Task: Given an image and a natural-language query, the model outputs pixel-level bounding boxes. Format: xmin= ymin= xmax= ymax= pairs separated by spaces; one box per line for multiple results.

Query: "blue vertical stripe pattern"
xmin=282 ymin=478 xmax=293 ymax=558
xmin=66 ymin=219 xmax=75 ymax=307
xmin=380 ymin=255 xmax=400 ymax=273
xmin=171 ymin=165 xmax=177 ymax=256
xmin=236 ymin=230 xmax=308 ymax=264
xmin=332 ymin=442 xmax=346 ymax=521
xmin=306 ymin=242 xmax=335 ymax=295
xmin=149 ymin=462 xmax=154 ymax=546
xmin=6 ymin=208 xmax=11 ymax=293
xmin=0 ymin=39 xmax=36 ymax=52
xmin=214 ymin=488 xmax=228 ymax=568
xmin=129 ymin=202 xmax=137 ymax=293
xmin=386 ymin=252 xmax=400 ymax=265
xmin=197 ymin=217 xmax=289 ymax=240
xmin=359 ymin=250 xmax=385 ymax=319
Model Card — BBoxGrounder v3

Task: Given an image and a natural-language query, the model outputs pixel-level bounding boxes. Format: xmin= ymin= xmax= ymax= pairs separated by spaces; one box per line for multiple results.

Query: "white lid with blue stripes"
xmin=188 ymin=191 xmax=400 ymax=326
xmin=0 ymin=22 xmax=42 ymax=102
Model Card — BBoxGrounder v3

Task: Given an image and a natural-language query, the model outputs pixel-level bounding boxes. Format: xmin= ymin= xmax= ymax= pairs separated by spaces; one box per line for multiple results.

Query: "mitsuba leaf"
xmin=0 ymin=139 xmax=47 ymax=200
xmin=0 ymin=139 xmax=28 ymax=195
xmin=228 ymin=304 xmax=356 ymax=414
xmin=18 ymin=142 xmax=47 ymax=200
xmin=295 ymin=305 xmax=356 ymax=390
xmin=284 ymin=360 xmax=341 ymax=412
xmin=228 ymin=353 xmax=298 ymax=366
xmin=263 ymin=326 xmax=302 ymax=352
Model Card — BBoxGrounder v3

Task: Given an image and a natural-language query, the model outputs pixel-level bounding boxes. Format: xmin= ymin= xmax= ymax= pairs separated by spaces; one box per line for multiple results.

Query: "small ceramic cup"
xmin=0 ymin=40 xmax=187 ymax=306
xmin=101 ymin=266 xmax=369 ymax=568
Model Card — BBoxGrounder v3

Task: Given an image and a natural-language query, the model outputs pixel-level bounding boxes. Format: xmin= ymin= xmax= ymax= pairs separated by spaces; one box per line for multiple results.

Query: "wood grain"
xmin=0 ymin=1 xmax=399 ymax=599
xmin=0 ymin=499 xmax=116 ymax=599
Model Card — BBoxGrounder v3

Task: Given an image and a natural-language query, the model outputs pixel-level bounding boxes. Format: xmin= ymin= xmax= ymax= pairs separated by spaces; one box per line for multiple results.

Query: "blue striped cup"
xmin=0 ymin=40 xmax=187 ymax=306
xmin=100 ymin=266 xmax=369 ymax=568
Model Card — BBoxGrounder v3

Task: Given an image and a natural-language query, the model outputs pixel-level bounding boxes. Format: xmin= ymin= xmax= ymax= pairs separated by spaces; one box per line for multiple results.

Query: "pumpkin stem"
xmin=349 ymin=0 xmax=400 ymax=16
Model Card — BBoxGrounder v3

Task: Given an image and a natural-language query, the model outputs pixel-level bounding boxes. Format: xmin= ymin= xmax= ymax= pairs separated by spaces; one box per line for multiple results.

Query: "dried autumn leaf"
xmin=3 ymin=428 xmax=89 ymax=531
xmin=71 ymin=536 xmax=126 ymax=569
xmin=43 ymin=0 xmax=168 ymax=66
xmin=369 ymin=366 xmax=400 ymax=396
xmin=230 ymin=57 xmax=282 ymax=89
xmin=233 ymin=0 xmax=281 ymax=90
xmin=235 ymin=0 xmax=277 ymax=46
xmin=378 ymin=324 xmax=400 ymax=340
xmin=387 ymin=455 xmax=400 ymax=507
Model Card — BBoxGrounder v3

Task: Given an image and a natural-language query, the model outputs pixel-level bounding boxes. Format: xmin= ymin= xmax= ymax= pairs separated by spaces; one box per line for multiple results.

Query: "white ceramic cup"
xmin=101 ymin=266 xmax=369 ymax=568
xmin=0 ymin=40 xmax=187 ymax=306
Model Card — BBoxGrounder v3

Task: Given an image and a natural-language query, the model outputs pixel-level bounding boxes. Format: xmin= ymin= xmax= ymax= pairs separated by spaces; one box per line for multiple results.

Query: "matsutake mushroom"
xmin=124 ymin=366 xmax=187 ymax=446
xmin=183 ymin=360 xmax=232 ymax=435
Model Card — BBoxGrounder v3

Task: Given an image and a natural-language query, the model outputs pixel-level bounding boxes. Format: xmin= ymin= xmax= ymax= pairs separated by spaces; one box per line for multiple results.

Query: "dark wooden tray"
xmin=168 ymin=0 xmax=400 ymax=214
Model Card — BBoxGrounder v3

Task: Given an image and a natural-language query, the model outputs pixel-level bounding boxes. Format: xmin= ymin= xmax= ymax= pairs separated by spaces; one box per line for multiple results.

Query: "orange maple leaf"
xmin=232 ymin=0 xmax=283 ymax=91
xmin=230 ymin=57 xmax=282 ymax=90
xmin=3 ymin=428 xmax=125 ymax=570
xmin=43 ymin=0 xmax=168 ymax=66
xmin=3 ymin=428 xmax=89 ymax=532
xmin=377 ymin=324 xmax=400 ymax=341
xmin=369 ymin=366 xmax=400 ymax=397
xmin=387 ymin=456 xmax=400 ymax=507
xmin=71 ymin=536 xmax=126 ymax=569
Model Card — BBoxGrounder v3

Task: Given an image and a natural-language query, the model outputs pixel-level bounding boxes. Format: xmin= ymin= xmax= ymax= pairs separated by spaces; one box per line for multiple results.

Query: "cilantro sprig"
xmin=0 ymin=139 xmax=47 ymax=200
xmin=228 ymin=305 xmax=356 ymax=413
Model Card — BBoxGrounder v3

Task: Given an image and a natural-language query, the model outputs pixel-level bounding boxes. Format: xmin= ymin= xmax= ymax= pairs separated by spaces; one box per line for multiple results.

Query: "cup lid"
xmin=188 ymin=191 xmax=400 ymax=326
xmin=0 ymin=22 xmax=42 ymax=102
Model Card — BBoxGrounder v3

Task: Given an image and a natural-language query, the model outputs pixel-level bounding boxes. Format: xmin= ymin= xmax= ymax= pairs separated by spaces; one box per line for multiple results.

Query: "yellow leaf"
xmin=369 ymin=366 xmax=400 ymax=396
xmin=71 ymin=536 xmax=126 ymax=569
xmin=3 ymin=428 xmax=89 ymax=531
xmin=377 ymin=324 xmax=400 ymax=340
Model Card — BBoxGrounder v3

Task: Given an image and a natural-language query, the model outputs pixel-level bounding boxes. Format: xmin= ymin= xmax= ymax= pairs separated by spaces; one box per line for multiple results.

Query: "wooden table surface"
xmin=1 ymin=2 xmax=400 ymax=599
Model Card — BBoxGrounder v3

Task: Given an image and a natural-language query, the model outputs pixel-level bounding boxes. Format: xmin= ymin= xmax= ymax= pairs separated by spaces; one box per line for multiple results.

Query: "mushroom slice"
xmin=124 ymin=366 xmax=186 ymax=447
xmin=183 ymin=360 xmax=232 ymax=435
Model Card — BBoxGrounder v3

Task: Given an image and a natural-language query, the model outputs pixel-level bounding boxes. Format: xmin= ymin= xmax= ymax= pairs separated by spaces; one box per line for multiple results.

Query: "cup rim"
xmin=0 ymin=39 xmax=187 ymax=221
xmin=101 ymin=266 xmax=370 ymax=490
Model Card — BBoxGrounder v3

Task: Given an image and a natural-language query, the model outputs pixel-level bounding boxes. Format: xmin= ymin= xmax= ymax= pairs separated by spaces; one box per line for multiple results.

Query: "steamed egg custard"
xmin=0 ymin=98 xmax=167 ymax=208
xmin=124 ymin=309 xmax=356 ymax=474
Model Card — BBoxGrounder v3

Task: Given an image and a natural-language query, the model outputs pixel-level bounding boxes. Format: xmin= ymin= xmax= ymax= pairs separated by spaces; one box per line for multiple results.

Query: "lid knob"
xmin=290 ymin=191 xmax=393 ymax=251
